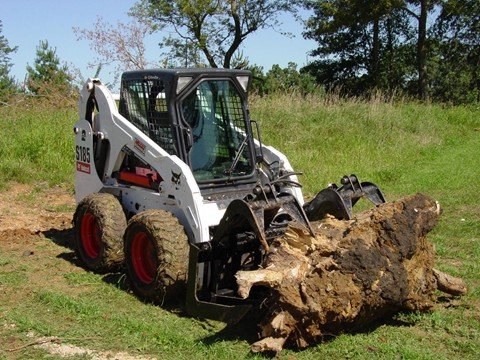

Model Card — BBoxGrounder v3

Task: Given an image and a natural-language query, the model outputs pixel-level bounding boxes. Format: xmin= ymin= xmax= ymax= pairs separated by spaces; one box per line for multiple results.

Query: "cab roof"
xmin=121 ymin=68 xmax=251 ymax=82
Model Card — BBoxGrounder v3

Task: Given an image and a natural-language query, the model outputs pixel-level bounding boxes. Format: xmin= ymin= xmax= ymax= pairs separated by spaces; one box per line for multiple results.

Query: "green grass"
xmin=0 ymin=95 xmax=479 ymax=359
xmin=0 ymin=104 xmax=75 ymax=191
xmin=251 ymin=94 xmax=479 ymax=198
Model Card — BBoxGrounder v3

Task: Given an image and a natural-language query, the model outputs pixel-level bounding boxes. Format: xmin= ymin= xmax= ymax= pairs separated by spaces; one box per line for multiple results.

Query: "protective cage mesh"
xmin=119 ymin=79 xmax=176 ymax=154
xmin=182 ymin=80 xmax=253 ymax=180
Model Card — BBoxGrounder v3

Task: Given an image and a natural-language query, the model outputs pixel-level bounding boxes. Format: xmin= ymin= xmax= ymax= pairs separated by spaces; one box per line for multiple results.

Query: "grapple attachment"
xmin=186 ymin=176 xmax=385 ymax=322
xmin=304 ymin=174 xmax=386 ymax=221
xmin=186 ymin=184 xmax=314 ymax=322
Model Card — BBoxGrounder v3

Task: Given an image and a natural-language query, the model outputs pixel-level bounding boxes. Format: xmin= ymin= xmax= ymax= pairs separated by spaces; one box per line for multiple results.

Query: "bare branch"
xmin=401 ymin=6 xmax=420 ymax=20
xmin=73 ymin=16 xmax=153 ymax=82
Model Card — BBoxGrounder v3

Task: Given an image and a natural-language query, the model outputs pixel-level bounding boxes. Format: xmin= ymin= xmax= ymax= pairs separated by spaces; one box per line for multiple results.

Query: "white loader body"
xmin=74 ymin=78 xmax=303 ymax=245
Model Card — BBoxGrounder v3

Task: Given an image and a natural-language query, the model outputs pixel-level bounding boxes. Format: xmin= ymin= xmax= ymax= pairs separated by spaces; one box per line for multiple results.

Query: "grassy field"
xmin=0 ymin=104 xmax=73 ymax=190
xmin=0 ymin=94 xmax=479 ymax=359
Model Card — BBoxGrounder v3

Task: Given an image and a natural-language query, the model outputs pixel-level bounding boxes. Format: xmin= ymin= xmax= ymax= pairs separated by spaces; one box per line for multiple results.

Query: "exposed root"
xmin=433 ymin=268 xmax=467 ymax=296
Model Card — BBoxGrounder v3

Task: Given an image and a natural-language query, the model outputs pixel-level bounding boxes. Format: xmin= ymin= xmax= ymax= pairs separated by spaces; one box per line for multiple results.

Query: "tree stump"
xmin=235 ymin=194 xmax=466 ymax=353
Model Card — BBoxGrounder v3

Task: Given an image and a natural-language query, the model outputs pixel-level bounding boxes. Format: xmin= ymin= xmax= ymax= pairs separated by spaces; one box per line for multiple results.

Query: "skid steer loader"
xmin=73 ymin=69 xmax=385 ymax=322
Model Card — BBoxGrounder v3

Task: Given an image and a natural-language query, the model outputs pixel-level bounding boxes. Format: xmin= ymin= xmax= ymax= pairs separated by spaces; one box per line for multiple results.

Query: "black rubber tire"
xmin=73 ymin=193 xmax=127 ymax=272
xmin=124 ymin=210 xmax=189 ymax=303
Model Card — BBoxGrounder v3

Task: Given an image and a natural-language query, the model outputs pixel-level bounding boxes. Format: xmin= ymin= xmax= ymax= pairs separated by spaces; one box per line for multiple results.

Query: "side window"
xmin=119 ymin=81 xmax=149 ymax=134
xmin=119 ymin=79 xmax=176 ymax=155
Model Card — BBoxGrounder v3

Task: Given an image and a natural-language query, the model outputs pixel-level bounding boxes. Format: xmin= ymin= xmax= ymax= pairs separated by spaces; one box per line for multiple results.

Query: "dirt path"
xmin=0 ymin=183 xmax=74 ymax=239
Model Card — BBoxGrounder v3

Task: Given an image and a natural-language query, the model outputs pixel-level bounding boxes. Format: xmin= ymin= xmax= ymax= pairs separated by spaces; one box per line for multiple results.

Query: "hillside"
xmin=0 ymin=95 xmax=479 ymax=359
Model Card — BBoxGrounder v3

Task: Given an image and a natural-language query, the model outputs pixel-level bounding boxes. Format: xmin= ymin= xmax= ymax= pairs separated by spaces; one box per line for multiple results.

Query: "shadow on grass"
xmin=43 ymin=226 xmax=84 ymax=269
xmin=199 ymin=308 xmax=423 ymax=357
xmin=56 ymin=251 xmax=85 ymax=268
xmin=43 ymin=227 xmax=75 ymax=250
xmin=43 ymin=227 xmax=86 ymax=269
xmin=199 ymin=306 xmax=266 ymax=345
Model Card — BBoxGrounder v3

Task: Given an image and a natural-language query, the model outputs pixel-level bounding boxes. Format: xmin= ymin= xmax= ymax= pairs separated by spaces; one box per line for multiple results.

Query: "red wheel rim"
xmin=80 ymin=212 xmax=101 ymax=259
xmin=131 ymin=232 xmax=157 ymax=284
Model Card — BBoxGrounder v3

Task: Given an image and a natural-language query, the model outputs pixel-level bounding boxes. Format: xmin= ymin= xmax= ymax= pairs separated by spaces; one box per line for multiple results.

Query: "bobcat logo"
xmin=81 ymin=129 xmax=86 ymax=141
xmin=171 ymin=171 xmax=181 ymax=186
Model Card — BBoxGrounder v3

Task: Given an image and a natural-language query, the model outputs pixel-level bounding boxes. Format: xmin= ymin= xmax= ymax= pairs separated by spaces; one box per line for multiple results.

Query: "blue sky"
xmin=1 ymin=0 xmax=316 ymax=89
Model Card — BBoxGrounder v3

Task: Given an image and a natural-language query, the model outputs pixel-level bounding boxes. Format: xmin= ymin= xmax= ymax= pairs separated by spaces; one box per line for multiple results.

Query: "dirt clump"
xmin=236 ymin=194 xmax=466 ymax=353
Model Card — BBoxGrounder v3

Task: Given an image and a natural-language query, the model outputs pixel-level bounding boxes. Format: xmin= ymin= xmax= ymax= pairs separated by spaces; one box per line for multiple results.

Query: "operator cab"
xmin=118 ymin=69 xmax=258 ymax=192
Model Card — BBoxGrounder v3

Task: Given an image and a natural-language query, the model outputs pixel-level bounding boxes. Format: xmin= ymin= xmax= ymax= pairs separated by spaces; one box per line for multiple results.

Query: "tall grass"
xmin=0 ymin=93 xmax=478 ymax=199
xmin=0 ymin=102 xmax=76 ymax=189
xmin=250 ymin=93 xmax=479 ymax=199
xmin=0 ymin=93 xmax=479 ymax=198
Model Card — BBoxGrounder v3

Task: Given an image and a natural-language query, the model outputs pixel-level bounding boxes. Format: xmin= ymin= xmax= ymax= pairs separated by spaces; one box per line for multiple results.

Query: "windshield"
xmin=181 ymin=80 xmax=254 ymax=181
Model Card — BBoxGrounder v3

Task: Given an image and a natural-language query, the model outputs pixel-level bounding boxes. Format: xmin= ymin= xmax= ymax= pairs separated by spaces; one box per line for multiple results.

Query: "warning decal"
xmin=76 ymin=161 xmax=91 ymax=174
xmin=134 ymin=138 xmax=146 ymax=155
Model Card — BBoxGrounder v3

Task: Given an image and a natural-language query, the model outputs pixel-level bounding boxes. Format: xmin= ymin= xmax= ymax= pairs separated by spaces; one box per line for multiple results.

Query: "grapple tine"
xmin=303 ymin=187 xmax=352 ymax=221
xmin=304 ymin=174 xmax=386 ymax=221
xmin=360 ymin=181 xmax=387 ymax=205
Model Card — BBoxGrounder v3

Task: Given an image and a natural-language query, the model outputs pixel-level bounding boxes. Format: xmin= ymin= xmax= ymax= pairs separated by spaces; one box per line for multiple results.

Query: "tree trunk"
xmin=417 ymin=0 xmax=428 ymax=100
xmin=223 ymin=3 xmax=243 ymax=69
xmin=192 ymin=19 xmax=218 ymax=68
xmin=236 ymin=194 xmax=466 ymax=353
xmin=371 ymin=17 xmax=380 ymax=88
xmin=199 ymin=45 xmax=218 ymax=68
xmin=386 ymin=15 xmax=394 ymax=90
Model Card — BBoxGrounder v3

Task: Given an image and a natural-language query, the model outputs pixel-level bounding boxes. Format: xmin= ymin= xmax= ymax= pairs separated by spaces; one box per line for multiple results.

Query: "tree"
xmin=0 ymin=20 xmax=18 ymax=102
xmin=74 ymin=17 xmax=153 ymax=80
xmin=26 ymin=40 xmax=71 ymax=95
xmin=243 ymin=63 xmax=267 ymax=94
xmin=133 ymin=0 xmax=300 ymax=68
xmin=430 ymin=0 xmax=480 ymax=102
xmin=303 ymin=1 xmax=451 ymax=100
xmin=264 ymin=63 xmax=316 ymax=94
xmin=303 ymin=0 xmax=410 ymax=95
xmin=399 ymin=0 xmax=439 ymax=100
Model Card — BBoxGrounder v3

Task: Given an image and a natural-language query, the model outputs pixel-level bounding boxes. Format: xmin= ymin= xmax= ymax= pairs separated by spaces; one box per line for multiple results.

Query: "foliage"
xmin=26 ymin=40 xmax=72 ymax=96
xmin=303 ymin=1 xmax=414 ymax=94
xmin=245 ymin=63 xmax=317 ymax=95
xmin=0 ymin=20 xmax=18 ymax=102
xmin=302 ymin=0 xmax=479 ymax=102
xmin=429 ymin=0 xmax=480 ymax=103
xmin=132 ymin=0 xmax=300 ymax=68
